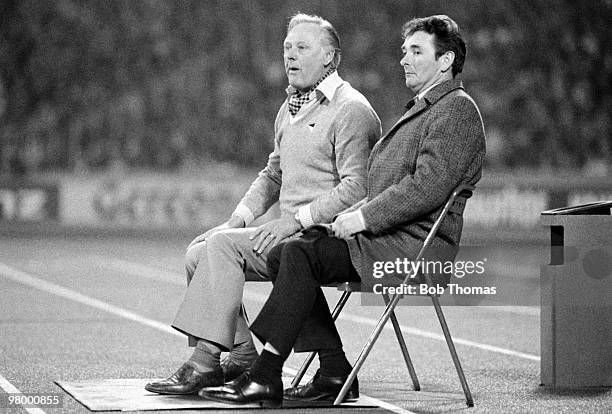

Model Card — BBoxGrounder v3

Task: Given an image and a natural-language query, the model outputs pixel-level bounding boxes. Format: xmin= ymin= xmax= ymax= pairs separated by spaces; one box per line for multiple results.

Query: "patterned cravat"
xmin=288 ymin=90 xmax=313 ymax=116
xmin=288 ymin=69 xmax=334 ymax=116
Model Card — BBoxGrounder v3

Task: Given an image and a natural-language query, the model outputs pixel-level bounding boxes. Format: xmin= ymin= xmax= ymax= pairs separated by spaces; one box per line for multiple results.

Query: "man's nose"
xmin=285 ymin=47 xmax=297 ymax=60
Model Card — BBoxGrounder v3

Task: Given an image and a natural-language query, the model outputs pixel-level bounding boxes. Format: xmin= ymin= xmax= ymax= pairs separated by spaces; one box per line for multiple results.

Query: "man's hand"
xmin=332 ymin=210 xmax=366 ymax=240
xmin=187 ymin=215 xmax=245 ymax=250
xmin=249 ymin=217 xmax=301 ymax=255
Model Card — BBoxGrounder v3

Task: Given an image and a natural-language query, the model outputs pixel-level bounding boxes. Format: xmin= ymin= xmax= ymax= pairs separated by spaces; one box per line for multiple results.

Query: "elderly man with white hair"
xmin=144 ymin=13 xmax=380 ymax=396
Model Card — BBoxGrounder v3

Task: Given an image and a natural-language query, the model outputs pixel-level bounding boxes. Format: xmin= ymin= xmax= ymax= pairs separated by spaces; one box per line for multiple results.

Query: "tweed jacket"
xmin=346 ymin=79 xmax=486 ymax=286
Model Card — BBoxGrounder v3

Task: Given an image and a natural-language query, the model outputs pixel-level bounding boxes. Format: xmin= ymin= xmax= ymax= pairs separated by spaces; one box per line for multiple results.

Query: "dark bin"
xmin=540 ymin=201 xmax=612 ymax=388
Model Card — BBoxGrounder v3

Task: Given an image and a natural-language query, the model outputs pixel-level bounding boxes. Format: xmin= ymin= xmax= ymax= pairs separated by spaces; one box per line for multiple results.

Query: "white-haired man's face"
xmin=283 ymin=23 xmax=333 ymax=91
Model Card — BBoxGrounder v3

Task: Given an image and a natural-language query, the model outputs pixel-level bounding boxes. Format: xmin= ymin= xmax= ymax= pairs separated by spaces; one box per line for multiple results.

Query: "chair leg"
xmin=333 ymin=293 xmax=403 ymax=405
xmin=382 ymin=294 xmax=420 ymax=391
xmin=290 ymin=351 xmax=316 ymax=388
xmin=430 ymin=295 xmax=474 ymax=407
xmin=291 ymin=291 xmax=352 ymax=388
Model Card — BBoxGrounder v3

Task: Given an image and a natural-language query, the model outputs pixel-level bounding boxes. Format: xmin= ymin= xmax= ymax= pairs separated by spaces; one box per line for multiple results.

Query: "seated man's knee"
xmin=266 ymin=243 xmax=285 ymax=282
xmin=205 ymin=228 xmax=256 ymax=256
xmin=205 ymin=230 xmax=234 ymax=250
xmin=185 ymin=240 xmax=207 ymax=276
xmin=274 ymin=239 xmax=312 ymax=273
xmin=282 ymin=239 xmax=310 ymax=257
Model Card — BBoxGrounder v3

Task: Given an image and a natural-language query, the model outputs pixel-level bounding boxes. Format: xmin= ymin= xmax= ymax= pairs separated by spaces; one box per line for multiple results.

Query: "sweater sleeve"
xmin=306 ymin=101 xmax=381 ymax=224
xmin=233 ymin=106 xmax=285 ymax=223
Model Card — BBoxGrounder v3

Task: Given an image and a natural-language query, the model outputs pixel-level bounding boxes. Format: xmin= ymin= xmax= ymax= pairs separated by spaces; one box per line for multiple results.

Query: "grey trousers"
xmin=172 ymin=228 xmax=270 ymax=351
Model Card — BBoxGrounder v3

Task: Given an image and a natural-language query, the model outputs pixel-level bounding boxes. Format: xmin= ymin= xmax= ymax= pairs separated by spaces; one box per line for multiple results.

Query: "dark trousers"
xmin=250 ymin=231 xmax=360 ymax=359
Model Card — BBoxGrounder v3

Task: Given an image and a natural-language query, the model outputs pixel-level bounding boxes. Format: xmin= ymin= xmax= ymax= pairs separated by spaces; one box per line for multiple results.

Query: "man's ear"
xmin=440 ymin=51 xmax=455 ymax=73
xmin=323 ymin=47 xmax=334 ymax=67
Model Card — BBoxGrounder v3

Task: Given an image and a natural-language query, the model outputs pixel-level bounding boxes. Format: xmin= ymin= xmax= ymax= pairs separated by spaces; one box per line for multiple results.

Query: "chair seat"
xmin=333 ymin=281 xmax=362 ymax=291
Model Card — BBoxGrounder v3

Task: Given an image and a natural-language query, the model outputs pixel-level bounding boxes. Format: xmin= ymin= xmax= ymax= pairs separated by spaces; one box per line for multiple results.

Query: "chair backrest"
xmin=448 ymin=186 xmax=474 ymax=216
xmin=415 ymin=183 xmax=475 ymax=266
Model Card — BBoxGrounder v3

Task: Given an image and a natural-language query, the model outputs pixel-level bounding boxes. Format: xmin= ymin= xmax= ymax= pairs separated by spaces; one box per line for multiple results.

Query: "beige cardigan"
xmin=235 ymin=73 xmax=381 ymax=227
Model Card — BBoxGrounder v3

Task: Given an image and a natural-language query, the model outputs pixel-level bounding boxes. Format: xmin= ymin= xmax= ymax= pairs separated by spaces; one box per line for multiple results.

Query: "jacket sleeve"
xmin=361 ymin=95 xmax=485 ymax=234
xmin=300 ymin=101 xmax=381 ymax=225
xmin=335 ymin=197 xmax=367 ymax=217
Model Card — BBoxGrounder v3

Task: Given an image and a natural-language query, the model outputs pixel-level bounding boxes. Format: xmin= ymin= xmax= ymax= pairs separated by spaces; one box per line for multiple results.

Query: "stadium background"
xmin=1 ymin=2 xmax=611 ymax=413
xmin=0 ymin=0 xmax=611 ymax=238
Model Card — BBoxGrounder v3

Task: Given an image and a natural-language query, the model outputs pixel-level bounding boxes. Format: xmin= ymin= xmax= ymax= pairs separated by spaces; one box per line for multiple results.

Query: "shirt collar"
xmin=285 ymin=70 xmax=342 ymax=101
xmin=416 ymin=80 xmax=444 ymax=101
xmin=314 ymin=70 xmax=342 ymax=101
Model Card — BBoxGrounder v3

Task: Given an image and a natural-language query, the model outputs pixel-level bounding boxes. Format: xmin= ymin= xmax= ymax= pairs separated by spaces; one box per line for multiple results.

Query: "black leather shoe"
xmin=284 ymin=369 xmax=359 ymax=402
xmin=144 ymin=363 xmax=224 ymax=395
xmin=198 ymin=372 xmax=282 ymax=408
xmin=220 ymin=356 xmax=255 ymax=382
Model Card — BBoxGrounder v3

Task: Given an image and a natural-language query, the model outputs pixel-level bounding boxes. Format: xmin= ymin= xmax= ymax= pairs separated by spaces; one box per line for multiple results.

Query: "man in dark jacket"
xmin=199 ymin=14 xmax=486 ymax=407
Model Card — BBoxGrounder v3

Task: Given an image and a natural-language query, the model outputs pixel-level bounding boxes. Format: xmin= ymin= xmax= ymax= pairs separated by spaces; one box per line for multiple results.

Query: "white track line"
xmin=95 ymin=257 xmax=185 ymax=286
xmin=486 ymin=306 xmax=539 ymax=316
xmin=0 ymin=374 xmax=47 ymax=414
xmin=0 ymin=262 xmax=181 ymax=338
xmin=98 ymin=257 xmax=541 ymax=361
xmin=0 ymin=262 xmax=416 ymax=414
xmin=337 ymin=313 xmax=540 ymax=361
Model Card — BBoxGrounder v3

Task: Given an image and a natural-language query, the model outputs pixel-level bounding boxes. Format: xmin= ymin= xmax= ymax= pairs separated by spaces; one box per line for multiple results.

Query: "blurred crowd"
xmin=0 ymin=0 xmax=610 ymax=177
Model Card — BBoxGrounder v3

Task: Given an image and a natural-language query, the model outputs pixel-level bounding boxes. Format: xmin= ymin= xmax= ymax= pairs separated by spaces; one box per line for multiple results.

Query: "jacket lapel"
xmin=379 ymin=79 xmax=465 ymax=141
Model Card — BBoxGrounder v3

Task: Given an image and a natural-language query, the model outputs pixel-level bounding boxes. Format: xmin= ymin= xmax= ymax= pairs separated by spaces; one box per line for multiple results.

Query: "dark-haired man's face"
xmin=400 ymin=31 xmax=451 ymax=94
xmin=283 ymin=23 xmax=332 ymax=91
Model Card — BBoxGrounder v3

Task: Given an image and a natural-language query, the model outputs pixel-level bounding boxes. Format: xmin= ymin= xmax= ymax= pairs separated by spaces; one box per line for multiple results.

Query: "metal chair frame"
xmin=290 ymin=183 xmax=475 ymax=407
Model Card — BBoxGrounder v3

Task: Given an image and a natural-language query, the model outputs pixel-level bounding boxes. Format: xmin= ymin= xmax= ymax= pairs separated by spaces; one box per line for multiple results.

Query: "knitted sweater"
xmin=234 ymin=72 xmax=381 ymax=226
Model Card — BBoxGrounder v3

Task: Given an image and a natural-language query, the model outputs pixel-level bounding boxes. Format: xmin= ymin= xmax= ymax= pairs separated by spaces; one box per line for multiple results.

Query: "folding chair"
xmin=290 ymin=183 xmax=475 ymax=407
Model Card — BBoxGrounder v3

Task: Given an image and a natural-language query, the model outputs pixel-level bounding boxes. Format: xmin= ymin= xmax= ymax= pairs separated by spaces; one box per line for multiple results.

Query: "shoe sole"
xmin=144 ymin=387 xmax=199 ymax=395
xmin=144 ymin=381 xmax=224 ymax=395
xmin=200 ymin=394 xmax=282 ymax=408
xmin=283 ymin=389 xmax=359 ymax=402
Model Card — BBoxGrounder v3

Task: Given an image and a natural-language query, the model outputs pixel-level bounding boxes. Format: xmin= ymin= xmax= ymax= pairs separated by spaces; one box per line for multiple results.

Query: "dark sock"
xmin=187 ymin=339 xmax=221 ymax=372
xmin=229 ymin=339 xmax=258 ymax=366
xmin=250 ymin=350 xmax=283 ymax=385
xmin=319 ymin=348 xmax=352 ymax=377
